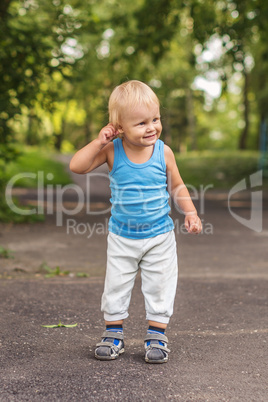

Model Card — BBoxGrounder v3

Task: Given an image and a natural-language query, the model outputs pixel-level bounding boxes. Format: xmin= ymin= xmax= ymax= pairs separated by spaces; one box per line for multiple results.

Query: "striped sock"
xmin=146 ymin=326 xmax=165 ymax=347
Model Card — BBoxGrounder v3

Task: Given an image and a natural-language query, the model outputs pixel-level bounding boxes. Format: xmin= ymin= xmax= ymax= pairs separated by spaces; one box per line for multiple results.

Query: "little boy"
xmin=70 ymin=80 xmax=202 ymax=363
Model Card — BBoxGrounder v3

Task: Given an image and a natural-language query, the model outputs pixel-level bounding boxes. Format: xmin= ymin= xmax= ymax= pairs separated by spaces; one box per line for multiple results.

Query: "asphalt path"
xmin=0 ymin=161 xmax=267 ymax=401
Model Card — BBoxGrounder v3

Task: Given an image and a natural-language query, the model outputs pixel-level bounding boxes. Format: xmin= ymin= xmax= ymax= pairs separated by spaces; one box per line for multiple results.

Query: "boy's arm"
xmin=69 ymin=123 xmax=118 ymax=174
xmin=164 ymin=145 xmax=202 ymax=234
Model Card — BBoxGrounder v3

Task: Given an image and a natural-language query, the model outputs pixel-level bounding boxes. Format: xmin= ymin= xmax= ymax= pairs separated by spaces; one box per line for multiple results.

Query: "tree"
xmin=190 ymin=0 xmax=266 ymax=149
xmin=0 ymin=0 xmax=98 ymax=218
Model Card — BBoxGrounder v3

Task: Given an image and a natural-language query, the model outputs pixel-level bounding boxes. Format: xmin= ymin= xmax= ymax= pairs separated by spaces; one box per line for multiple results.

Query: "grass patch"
xmin=36 ymin=262 xmax=89 ymax=279
xmin=175 ymin=150 xmax=266 ymax=189
xmin=37 ymin=262 xmax=70 ymax=278
xmin=0 ymin=245 xmax=14 ymax=259
xmin=0 ymin=147 xmax=72 ymax=223
xmin=5 ymin=147 xmax=72 ymax=188
xmin=3 ymin=147 xmax=267 ymax=194
xmin=0 ymin=197 xmax=45 ymax=223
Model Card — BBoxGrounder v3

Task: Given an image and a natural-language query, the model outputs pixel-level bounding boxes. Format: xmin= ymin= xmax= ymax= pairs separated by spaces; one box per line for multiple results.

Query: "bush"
xmin=175 ymin=150 xmax=264 ymax=189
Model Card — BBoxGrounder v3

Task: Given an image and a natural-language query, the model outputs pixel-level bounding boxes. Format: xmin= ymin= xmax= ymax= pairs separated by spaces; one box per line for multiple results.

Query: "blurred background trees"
xmin=1 ymin=0 xmax=268 ymax=155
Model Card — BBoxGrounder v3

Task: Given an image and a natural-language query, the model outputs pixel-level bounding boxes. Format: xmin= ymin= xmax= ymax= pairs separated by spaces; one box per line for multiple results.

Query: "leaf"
xmin=76 ymin=272 xmax=89 ymax=278
xmin=43 ymin=266 xmax=70 ymax=278
xmin=41 ymin=320 xmax=77 ymax=328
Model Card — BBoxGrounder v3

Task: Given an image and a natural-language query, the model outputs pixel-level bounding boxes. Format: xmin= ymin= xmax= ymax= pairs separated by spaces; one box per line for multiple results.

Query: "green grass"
xmin=3 ymin=147 xmax=267 ymax=192
xmin=5 ymin=147 xmax=72 ymax=188
xmin=175 ymin=150 xmax=267 ymax=189
xmin=0 ymin=147 xmax=72 ymax=223
xmin=0 ymin=245 xmax=14 ymax=259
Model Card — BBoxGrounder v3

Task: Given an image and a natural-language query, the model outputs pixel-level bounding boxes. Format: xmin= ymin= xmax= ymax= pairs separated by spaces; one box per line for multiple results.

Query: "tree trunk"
xmin=26 ymin=111 xmax=38 ymax=145
xmin=239 ymin=68 xmax=250 ymax=150
xmin=0 ymin=0 xmax=11 ymax=20
xmin=186 ymin=88 xmax=197 ymax=151
xmin=54 ymin=120 xmax=65 ymax=151
xmin=85 ymin=121 xmax=91 ymax=143
xmin=161 ymin=111 xmax=172 ymax=148
xmin=54 ymin=133 xmax=62 ymax=151
xmin=26 ymin=115 xmax=33 ymax=145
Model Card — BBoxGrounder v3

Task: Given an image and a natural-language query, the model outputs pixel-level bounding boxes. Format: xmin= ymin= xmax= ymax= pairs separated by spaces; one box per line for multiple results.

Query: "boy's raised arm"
xmin=69 ymin=123 xmax=118 ymax=174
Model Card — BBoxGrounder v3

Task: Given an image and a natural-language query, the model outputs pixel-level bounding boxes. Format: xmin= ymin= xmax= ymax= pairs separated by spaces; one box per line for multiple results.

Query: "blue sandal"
xmin=144 ymin=333 xmax=170 ymax=364
xmin=95 ymin=330 xmax=124 ymax=360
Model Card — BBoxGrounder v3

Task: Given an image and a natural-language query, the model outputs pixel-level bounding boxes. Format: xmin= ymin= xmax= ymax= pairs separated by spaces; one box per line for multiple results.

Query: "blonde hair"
xmin=108 ymin=80 xmax=160 ymax=132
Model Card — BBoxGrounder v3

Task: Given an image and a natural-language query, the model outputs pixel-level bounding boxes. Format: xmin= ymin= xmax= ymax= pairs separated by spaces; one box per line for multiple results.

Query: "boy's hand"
xmin=98 ymin=123 xmax=119 ymax=146
xmin=184 ymin=213 xmax=202 ymax=234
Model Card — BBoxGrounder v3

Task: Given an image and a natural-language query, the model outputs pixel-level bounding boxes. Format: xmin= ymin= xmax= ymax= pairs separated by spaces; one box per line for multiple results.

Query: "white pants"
xmin=101 ymin=230 xmax=178 ymax=324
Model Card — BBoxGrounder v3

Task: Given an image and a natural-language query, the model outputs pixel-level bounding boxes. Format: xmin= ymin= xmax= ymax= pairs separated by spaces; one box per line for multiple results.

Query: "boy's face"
xmin=119 ymin=103 xmax=162 ymax=148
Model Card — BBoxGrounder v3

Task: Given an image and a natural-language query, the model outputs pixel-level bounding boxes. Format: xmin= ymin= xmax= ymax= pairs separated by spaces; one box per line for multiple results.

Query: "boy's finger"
xmin=107 ymin=123 xmax=117 ymax=131
xmin=192 ymin=224 xmax=202 ymax=234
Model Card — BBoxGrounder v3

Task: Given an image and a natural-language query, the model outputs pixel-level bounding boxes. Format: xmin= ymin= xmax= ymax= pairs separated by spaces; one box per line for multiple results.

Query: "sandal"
xmin=144 ymin=333 xmax=170 ymax=364
xmin=95 ymin=330 xmax=124 ymax=360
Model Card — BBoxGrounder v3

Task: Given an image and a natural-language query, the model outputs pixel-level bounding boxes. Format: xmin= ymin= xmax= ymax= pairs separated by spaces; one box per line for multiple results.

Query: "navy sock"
xmin=147 ymin=326 xmax=165 ymax=346
xmin=106 ymin=324 xmax=123 ymax=331
xmin=148 ymin=326 xmax=165 ymax=334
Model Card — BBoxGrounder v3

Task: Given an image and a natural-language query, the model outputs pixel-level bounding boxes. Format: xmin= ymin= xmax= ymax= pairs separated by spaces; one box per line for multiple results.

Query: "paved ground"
xmin=0 ymin=163 xmax=267 ymax=401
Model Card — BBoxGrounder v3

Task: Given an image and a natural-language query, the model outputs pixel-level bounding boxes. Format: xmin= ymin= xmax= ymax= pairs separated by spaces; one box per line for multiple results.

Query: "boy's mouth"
xmin=144 ymin=133 xmax=156 ymax=139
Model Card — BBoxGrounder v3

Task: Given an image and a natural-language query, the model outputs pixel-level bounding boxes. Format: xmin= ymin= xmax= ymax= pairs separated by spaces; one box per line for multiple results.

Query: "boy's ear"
xmin=117 ymin=125 xmax=124 ymax=138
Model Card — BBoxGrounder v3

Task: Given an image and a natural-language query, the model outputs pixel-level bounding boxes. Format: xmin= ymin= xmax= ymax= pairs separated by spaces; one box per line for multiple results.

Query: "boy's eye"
xmin=138 ymin=122 xmax=145 ymax=126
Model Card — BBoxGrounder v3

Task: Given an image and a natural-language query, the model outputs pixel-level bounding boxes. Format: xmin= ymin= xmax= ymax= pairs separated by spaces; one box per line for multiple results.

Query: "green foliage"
xmin=190 ymin=0 xmax=268 ymax=149
xmin=133 ymin=0 xmax=181 ymax=63
xmin=1 ymin=0 xmax=268 ymax=163
xmin=76 ymin=272 xmax=89 ymax=278
xmin=0 ymin=146 xmax=71 ymax=223
xmin=5 ymin=147 xmax=72 ymax=187
xmin=37 ymin=262 xmax=89 ymax=278
xmin=0 ymin=196 xmax=45 ymax=223
xmin=0 ymin=0 xmax=91 ymax=210
xmin=176 ymin=150 xmax=261 ymax=188
xmin=0 ymin=143 xmax=21 ymax=195
xmin=0 ymin=246 xmax=14 ymax=259
xmin=37 ymin=262 xmax=70 ymax=278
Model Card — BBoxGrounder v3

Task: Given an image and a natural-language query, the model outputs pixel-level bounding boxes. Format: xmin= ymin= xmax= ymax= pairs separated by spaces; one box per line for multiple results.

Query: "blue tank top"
xmin=108 ymin=138 xmax=174 ymax=239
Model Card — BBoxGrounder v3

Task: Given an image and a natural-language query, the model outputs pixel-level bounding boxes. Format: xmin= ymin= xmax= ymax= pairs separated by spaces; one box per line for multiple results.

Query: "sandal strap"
xmin=96 ymin=341 xmax=120 ymax=351
xmin=101 ymin=330 xmax=124 ymax=340
xmin=145 ymin=343 xmax=170 ymax=353
xmin=144 ymin=333 xmax=168 ymax=343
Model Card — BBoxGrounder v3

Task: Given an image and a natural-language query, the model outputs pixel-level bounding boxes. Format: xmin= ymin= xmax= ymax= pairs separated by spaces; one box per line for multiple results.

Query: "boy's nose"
xmin=146 ymin=123 xmax=154 ymax=131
